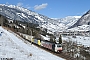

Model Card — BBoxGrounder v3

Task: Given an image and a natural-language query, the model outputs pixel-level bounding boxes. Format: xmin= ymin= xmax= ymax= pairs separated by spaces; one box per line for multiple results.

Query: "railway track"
xmin=41 ymin=46 xmax=76 ymax=60
xmin=3 ymin=27 xmax=76 ymax=60
xmin=14 ymin=32 xmax=76 ymax=60
xmin=23 ymin=38 xmax=76 ymax=60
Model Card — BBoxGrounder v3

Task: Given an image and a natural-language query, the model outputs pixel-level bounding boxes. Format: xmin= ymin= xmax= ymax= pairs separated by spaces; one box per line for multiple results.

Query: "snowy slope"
xmin=42 ymin=16 xmax=81 ymax=32
xmin=57 ymin=16 xmax=81 ymax=29
xmin=0 ymin=26 xmax=65 ymax=60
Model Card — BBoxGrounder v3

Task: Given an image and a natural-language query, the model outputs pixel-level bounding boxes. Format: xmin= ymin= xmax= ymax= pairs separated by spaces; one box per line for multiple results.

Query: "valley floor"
xmin=62 ymin=35 xmax=90 ymax=47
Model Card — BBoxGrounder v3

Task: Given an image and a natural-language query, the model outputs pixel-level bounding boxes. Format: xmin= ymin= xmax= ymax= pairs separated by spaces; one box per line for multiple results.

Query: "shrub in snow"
xmin=29 ymin=53 xmax=32 ymax=56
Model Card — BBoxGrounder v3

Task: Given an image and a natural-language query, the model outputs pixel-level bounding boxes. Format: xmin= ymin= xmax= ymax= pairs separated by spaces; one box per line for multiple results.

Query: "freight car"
xmin=18 ymin=33 xmax=62 ymax=52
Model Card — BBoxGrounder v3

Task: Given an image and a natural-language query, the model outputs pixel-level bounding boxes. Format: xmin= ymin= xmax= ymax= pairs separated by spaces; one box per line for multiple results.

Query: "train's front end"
xmin=55 ymin=44 xmax=62 ymax=52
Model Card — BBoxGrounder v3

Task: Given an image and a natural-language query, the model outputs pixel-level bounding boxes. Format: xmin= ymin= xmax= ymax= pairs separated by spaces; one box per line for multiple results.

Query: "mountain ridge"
xmin=0 ymin=4 xmax=84 ymax=32
xmin=70 ymin=10 xmax=90 ymax=28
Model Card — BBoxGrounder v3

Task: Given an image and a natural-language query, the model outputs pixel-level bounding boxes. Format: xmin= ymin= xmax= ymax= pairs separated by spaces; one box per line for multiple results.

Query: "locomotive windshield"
xmin=57 ymin=44 xmax=62 ymax=47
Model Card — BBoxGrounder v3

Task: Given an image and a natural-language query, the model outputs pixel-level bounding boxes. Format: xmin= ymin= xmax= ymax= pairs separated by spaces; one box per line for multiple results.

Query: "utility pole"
xmin=0 ymin=16 xmax=3 ymax=26
xmin=89 ymin=25 xmax=90 ymax=36
xmin=30 ymin=29 xmax=32 ymax=45
xmin=27 ymin=23 xmax=33 ymax=45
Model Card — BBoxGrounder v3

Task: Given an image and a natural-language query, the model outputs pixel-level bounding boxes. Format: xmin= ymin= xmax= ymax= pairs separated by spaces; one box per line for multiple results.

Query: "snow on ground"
xmin=62 ymin=35 xmax=90 ymax=47
xmin=68 ymin=25 xmax=90 ymax=32
xmin=0 ymin=26 xmax=65 ymax=60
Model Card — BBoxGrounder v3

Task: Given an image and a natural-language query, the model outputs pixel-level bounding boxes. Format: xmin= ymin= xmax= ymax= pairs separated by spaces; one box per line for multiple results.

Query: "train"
xmin=18 ymin=32 xmax=62 ymax=52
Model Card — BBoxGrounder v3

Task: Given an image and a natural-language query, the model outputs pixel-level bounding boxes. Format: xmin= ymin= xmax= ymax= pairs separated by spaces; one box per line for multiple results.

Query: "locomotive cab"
xmin=55 ymin=44 xmax=62 ymax=52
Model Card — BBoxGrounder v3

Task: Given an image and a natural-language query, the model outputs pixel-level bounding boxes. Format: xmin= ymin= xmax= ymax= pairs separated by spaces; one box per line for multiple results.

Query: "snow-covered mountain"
xmin=0 ymin=4 xmax=49 ymax=24
xmin=71 ymin=10 xmax=90 ymax=28
xmin=35 ymin=16 xmax=81 ymax=32
xmin=56 ymin=16 xmax=81 ymax=29
xmin=0 ymin=4 xmax=60 ymax=32
xmin=0 ymin=4 xmax=81 ymax=32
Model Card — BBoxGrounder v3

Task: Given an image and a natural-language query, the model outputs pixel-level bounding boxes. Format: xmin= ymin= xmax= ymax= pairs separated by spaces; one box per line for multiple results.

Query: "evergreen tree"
xmin=59 ymin=34 xmax=62 ymax=44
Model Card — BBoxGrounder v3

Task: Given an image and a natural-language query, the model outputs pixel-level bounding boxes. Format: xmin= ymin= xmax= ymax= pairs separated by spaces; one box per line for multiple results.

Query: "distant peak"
xmin=73 ymin=16 xmax=81 ymax=18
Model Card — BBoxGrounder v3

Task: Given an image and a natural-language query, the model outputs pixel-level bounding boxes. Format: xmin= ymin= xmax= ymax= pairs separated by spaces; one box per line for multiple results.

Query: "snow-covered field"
xmin=62 ymin=35 xmax=90 ymax=47
xmin=0 ymin=26 xmax=65 ymax=60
